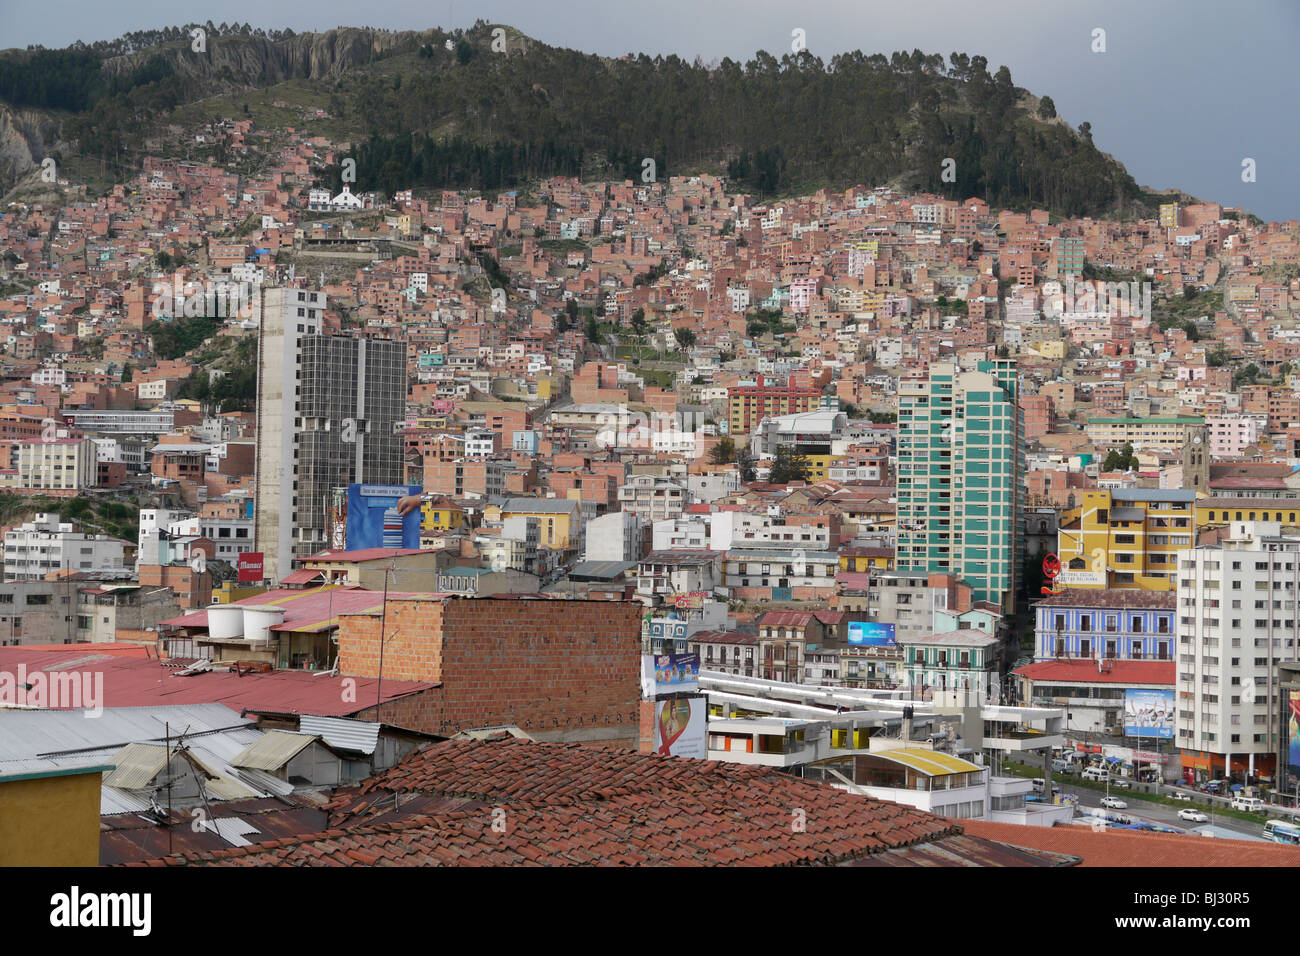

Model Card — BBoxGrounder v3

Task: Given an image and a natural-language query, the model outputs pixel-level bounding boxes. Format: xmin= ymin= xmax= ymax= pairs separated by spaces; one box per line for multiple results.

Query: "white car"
xmin=1100 ymin=796 xmax=1128 ymax=810
xmin=1171 ymin=791 xmax=1192 ymax=801
xmin=1178 ymin=808 xmax=1209 ymax=823
xmin=1111 ymin=779 xmax=1132 ymax=789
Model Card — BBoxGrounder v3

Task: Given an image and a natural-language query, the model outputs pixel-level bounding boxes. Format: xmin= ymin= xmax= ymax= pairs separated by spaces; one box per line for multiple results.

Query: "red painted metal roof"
xmin=1014 ymin=659 xmax=1175 ymax=685
xmin=963 ymin=820 xmax=1300 ymax=867
xmin=0 ymin=647 xmax=436 ymax=716
xmin=159 ymin=585 xmax=439 ymax=632
xmin=279 ymin=569 xmax=326 ymax=585
xmin=307 ymin=548 xmax=425 ymax=562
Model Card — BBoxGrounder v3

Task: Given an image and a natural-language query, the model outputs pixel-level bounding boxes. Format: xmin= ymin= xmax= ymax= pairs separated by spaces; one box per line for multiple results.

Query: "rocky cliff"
xmin=101 ymin=27 xmax=426 ymax=88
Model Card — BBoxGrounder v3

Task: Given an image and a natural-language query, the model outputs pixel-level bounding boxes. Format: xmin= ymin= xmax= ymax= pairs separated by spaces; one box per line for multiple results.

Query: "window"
xmin=1080 ymin=614 xmax=1092 ymax=632
xmin=1132 ymin=617 xmax=1143 ymax=633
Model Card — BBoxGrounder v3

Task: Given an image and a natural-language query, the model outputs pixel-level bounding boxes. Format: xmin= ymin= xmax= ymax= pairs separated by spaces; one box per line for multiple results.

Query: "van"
xmin=1082 ymin=767 xmax=1109 ymax=782
xmin=1032 ymin=778 xmax=1059 ymax=795
xmin=1051 ymin=759 xmax=1072 ymax=774
xmin=1231 ymin=796 xmax=1264 ymax=812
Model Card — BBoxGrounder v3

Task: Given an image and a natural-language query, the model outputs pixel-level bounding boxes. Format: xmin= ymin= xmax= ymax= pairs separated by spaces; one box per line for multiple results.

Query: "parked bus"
xmin=1263 ymin=819 xmax=1300 ymax=845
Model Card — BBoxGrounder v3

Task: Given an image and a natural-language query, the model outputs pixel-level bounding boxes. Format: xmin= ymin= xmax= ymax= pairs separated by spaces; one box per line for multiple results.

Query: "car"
xmin=1101 ymin=796 xmax=1129 ymax=810
xmin=1111 ymin=779 xmax=1132 ymax=789
xmin=1081 ymin=767 xmax=1110 ymax=782
xmin=1171 ymin=791 xmax=1193 ymax=802
xmin=1178 ymin=808 xmax=1209 ymax=823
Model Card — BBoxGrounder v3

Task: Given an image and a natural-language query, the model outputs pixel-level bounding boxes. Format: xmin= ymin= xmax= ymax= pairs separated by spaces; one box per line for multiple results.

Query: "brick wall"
xmin=340 ymin=596 xmax=642 ymax=745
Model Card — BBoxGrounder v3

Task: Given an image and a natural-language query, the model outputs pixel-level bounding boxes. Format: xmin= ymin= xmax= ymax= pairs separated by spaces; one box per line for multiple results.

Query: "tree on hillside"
xmin=769 ymin=445 xmax=811 ymax=484
xmin=708 ymin=436 xmax=736 ymax=464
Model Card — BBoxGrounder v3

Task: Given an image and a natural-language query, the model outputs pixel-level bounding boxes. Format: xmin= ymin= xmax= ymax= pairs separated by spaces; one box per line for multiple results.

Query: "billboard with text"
xmin=848 ymin=621 xmax=896 ymax=647
xmin=1124 ymin=688 xmax=1174 ymax=739
xmin=344 ymin=484 xmax=423 ymax=551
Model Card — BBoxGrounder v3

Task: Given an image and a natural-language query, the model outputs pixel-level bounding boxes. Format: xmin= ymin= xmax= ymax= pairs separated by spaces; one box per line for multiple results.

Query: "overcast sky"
xmin=5 ymin=0 xmax=1297 ymax=221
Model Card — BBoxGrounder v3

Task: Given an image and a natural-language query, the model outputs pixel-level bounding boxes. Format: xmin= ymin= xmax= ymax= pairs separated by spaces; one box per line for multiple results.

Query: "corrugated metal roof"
xmin=568 ymin=560 xmax=637 ymax=580
xmin=101 ymin=786 xmax=152 ymax=815
xmin=877 ymin=748 xmax=983 ymax=777
xmin=0 ymin=704 xmax=257 ymax=763
xmin=231 ymin=731 xmax=318 ymax=772
xmin=103 ymin=742 xmax=168 ymax=790
xmin=299 ymin=715 xmax=381 ymax=755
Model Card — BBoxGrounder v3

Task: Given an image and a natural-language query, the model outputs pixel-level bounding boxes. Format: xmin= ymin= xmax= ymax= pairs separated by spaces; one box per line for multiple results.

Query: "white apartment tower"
xmin=1177 ymin=521 xmax=1300 ymax=781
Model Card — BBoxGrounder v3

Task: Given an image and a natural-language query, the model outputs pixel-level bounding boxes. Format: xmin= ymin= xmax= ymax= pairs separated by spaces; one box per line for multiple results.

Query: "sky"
xmin=4 ymin=0 xmax=1297 ymax=222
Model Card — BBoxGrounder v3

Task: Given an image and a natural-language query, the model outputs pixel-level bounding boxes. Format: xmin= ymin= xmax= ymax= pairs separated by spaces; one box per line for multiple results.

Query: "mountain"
xmin=0 ymin=23 xmax=1160 ymax=217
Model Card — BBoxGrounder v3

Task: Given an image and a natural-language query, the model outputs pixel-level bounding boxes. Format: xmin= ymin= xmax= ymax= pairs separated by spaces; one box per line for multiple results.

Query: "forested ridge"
xmin=1 ymin=22 xmax=1151 ymax=216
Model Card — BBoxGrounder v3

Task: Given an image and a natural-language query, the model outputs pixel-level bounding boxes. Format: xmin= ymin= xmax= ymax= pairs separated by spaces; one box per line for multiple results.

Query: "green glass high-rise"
xmin=897 ymin=360 xmax=1024 ymax=613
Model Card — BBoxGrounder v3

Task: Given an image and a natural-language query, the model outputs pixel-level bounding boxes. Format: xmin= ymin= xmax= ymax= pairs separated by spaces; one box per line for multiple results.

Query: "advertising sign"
xmin=328 ymin=487 xmax=349 ymax=551
xmin=1289 ymin=690 xmax=1300 ymax=769
xmin=236 ymin=552 xmax=264 ymax=583
xmin=643 ymin=653 xmax=700 ymax=696
xmin=1055 ymin=570 xmax=1107 ymax=586
xmin=1123 ymin=688 xmax=1175 ymax=739
xmin=653 ymin=696 xmax=707 ymax=759
xmin=847 ymin=621 xmax=896 ymax=647
xmin=344 ymin=484 xmax=422 ymax=551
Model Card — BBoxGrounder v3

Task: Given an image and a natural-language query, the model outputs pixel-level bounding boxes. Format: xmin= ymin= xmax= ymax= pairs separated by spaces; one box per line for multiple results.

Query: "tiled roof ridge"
xmin=126 ymin=799 xmax=963 ymax=867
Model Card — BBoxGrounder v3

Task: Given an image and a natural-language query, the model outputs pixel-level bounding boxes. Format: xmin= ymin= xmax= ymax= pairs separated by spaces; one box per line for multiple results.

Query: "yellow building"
xmin=486 ymin=498 xmax=580 ymax=551
xmin=0 ymin=764 xmax=108 ymax=866
xmin=421 ymin=496 xmax=467 ymax=532
xmin=1027 ymin=340 xmax=1066 ymax=360
xmin=804 ymin=454 xmax=834 ymax=482
xmin=1198 ymin=499 xmax=1300 ymax=529
xmin=838 ymin=548 xmax=893 ymax=573
xmin=1057 ymin=489 xmax=1196 ymax=591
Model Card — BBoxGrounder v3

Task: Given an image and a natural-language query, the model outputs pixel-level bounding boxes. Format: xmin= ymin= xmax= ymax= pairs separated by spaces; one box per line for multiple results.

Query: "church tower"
xmin=1182 ymin=424 xmax=1209 ymax=492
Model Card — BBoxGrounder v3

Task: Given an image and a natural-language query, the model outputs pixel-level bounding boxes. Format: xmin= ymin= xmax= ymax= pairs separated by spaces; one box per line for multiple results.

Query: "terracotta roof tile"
xmin=127 ymin=738 xmax=1073 ymax=868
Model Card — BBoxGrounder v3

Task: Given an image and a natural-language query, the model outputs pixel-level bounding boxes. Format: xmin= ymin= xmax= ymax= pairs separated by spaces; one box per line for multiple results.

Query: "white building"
xmin=583 ymin=510 xmax=643 ymax=563
xmin=4 ymin=514 xmax=126 ymax=581
xmin=1177 ymin=521 xmax=1298 ymax=781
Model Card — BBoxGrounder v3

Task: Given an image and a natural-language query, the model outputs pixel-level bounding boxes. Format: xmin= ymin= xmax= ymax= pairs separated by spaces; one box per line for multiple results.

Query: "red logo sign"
xmin=1041 ymin=552 xmax=1064 ymax=596
xmin=237 ymin=552 xmax=264 ymax=583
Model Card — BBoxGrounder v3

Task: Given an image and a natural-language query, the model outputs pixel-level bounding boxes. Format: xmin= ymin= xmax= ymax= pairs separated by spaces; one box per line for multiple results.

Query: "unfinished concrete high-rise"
xmin=254 ymin=287 xmax=406 ymax=583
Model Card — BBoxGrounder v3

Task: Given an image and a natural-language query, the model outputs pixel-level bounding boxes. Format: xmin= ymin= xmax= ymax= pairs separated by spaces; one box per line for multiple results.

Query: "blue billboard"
xmin=848 ymin=621 xmax=896 ymax=647
xmin=1124 ymin=688 xmax=1175 ymax=739
xmin=344 ymin=483 xmax=423 ymax=551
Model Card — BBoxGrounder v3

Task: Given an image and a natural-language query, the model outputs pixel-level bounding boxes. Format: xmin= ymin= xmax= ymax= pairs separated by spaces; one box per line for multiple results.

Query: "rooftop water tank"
xmin=205 ymin=604 xmax=245 ymax=640
xmin=241 ymin=605 xmax=287 ymax=644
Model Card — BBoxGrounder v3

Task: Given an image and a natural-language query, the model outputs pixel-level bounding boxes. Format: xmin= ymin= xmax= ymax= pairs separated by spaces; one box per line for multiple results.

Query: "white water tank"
xmin=241 ymin=605 xmax=287 ymax=644
xmin=205 ymin=604 xmax=245 ymax=640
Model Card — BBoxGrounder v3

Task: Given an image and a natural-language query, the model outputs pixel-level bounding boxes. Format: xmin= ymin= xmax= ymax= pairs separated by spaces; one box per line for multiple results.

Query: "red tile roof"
xmin=0 ymin=647 xmax=435 ymax=716
xmin=131 ymin=738 xmax=1072 ymax=867
xmin=759 ymin=610 xmax=817 ymax=628
xmin=1015 ymin=659 xmax=1175 ymax=684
